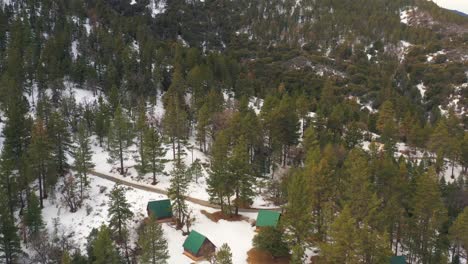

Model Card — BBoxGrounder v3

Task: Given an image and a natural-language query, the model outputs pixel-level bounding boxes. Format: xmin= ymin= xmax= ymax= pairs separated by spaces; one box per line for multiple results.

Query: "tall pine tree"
xmin=138 ymin=215 xmax=169 ymax=264
xmin=72 ymin=122 xmax=95 ymax=200
xmin=108 ymin=105 xmax=133 ymax=175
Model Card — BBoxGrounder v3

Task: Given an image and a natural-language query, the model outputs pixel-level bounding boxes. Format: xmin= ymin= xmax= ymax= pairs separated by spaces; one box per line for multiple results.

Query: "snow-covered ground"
xmin=42 ymin=174 xmax=257 ymax=263
xmin=148 ymin=0 xmax=166 ymax=17
xmin=361 ymin=137 xmax=464 ymax=182
xmin=416 ymin=82 xmax=426 ymax=100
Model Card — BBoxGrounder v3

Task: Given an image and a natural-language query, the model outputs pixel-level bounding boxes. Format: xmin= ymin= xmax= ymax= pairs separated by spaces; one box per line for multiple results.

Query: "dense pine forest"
xmin=0 ymin=0 xmax=467 ymax=263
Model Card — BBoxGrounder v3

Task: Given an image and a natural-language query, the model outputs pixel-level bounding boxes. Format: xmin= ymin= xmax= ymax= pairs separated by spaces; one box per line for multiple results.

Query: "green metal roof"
xmin=147 ymin=199 xmax=173 ymax=219
xmin=183 ymin=230 xmax=207 ymax=254
xmin=390 ymin=256 xmax=406 ymax=264
xmin=256 ymin=210 xmax=281 ymax=227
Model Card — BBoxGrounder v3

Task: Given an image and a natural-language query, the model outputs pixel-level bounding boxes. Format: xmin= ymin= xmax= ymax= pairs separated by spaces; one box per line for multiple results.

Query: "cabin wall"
xmin=198 ymin=240 xmax=216 ymax=257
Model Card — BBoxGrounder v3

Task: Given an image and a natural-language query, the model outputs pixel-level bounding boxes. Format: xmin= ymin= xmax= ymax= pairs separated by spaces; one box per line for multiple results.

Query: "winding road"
xmin=88 ymin=170 xmax=281 ymax=213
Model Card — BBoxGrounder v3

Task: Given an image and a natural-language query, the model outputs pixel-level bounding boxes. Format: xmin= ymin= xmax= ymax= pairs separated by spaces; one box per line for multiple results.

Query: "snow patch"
xmin=148 ymin=0 xmax=166 ymax=17
xmin=416 ymin=82 xmax=426 ymax=100
xmin=84 ymin=19 xmax=92 ymax=35
xmin=71 ymin=40 xmax=79 ymax=60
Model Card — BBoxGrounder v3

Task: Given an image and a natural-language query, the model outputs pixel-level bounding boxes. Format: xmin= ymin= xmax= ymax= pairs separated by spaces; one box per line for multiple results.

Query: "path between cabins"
xmin=88 ymin=170 xmax=281 ymax=213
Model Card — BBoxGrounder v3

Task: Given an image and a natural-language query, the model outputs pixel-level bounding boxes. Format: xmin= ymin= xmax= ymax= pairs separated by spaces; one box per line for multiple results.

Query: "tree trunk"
xmin=235 ymin=188 xmax=239 ymax=216
xmin=38 ymin=173 xmax=44 ymax=208
xmin=119 ymin=139 xmax=124 ymax=176
xmin=152 ymin=159 xmax=157 ymax=185
xmin=172 ymin=138 xmax=176 ymax=161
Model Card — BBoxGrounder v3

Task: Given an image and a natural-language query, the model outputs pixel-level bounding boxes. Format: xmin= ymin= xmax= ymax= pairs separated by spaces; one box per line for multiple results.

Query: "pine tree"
xmin=168 ymin=161 xmax=189 ymax=228
xmin=377 ymin=100 xmax=398 ymax=142
xmin=252 ymin=227 xmax=289 ymax=258
xmin=196 ymin=103 xmax=210 ymax=152
xmin=162 ymin=93 xmax=188 ymax=161
xmin=320 ymin=206 xmax=360 ymax=264
xmin=138 ymin=215 xmax=169 ymax=264
xmin=188 ymin=159 xmax=203 ymax=183
xmin=0 ymin=82 xmax=31 ymax=216
xmin=28 ymin=118 xmax=55 ymax=208
xmin=207 ymin=132 xmax=231 ymax=214
xmin=428 ymin=119 xmax=451 ymax=174
xmin=143 ymin=125 xmax=167 ymax=185
xmin=406 ymin=167 xmax=447 ymax=264
xmin=24 ymin=193 xmax=44 ymax=238
xmin=343 ymin=149 xmax=380 ymax=223
xmin=449 ymin=207 xmax=468 ymax=261
xmin=92 ymin=225 xmax=122 ymax=264
xmin=48 ymin=111 xmax=72 ymax=176
xmin=136 ymin=103 xmax=148 ymax=175
xmin=214 ymin=243 xmax=233 ymax=264
xmin=95 ymin=96 xmax=109 ymax=147
xmin=0 ymin=193 xmax=21 ymax=264
xmin=108 ymin=105 xmax=133 ymax=175
xmin=108 ymin=184 xmax=133 ymax=263
xmin=228 ymin=136 xmax=255 ymax=215
xmin=282 ymin=170 xmax=313 ymax=262
xmin=73 ymin=122 xmax=95 ymax=200
xmin=108 ymin=184 xmax=134 ymax=242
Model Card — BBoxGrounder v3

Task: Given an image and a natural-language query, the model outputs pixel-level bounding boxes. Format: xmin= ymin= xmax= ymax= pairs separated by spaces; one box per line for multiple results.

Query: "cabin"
xmin=255 ymin=210 xmax=281 ymax=230
xmin=146 ymin=199 xmax=173 ymax=223
xmin=183 ymin=230 xmax=216 ymax=261
xmin=390 ymin=256 xmax=406 ymax=264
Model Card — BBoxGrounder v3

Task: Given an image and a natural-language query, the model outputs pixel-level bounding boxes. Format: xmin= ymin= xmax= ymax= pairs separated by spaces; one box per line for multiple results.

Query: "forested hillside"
xmin=0 ymin=0 xmax=467 ymax=263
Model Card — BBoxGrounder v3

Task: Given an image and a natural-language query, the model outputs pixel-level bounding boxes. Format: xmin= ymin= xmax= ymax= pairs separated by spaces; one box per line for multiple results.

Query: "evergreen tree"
xmin=138 ymin=216 xmax=169 ymax=264
xmin=136 ymin=103 xmax=148 ymax=175
xmin=28 ymin=118 xmax=55 ymax=208
xmin=73 ymin=122 xmax=95 ymax=200
xmin=108 ymin=105 xmax=133 ymax=175
xmin=343 ymin=149 xmax=381 ymax=223
xmin=252 ymin=227 xmax=289 ymax=258
xmin=108 ymin=184 xmax=133 ymax=263
xmin=207 ymin=132 xmax=231 ymax=214
xmin=0 ymin=83 xmax=31 ymax=216
xmin=24 ymin=193 xmax=44 ymax=238
xmin=282 ymin=170 xmax=313 ymax=262
xmin=0 ymin=193 xmax=21 ymax=264
xmin=377 ymin=100 xmax=397 ymax=153
xmin=188 ymin=159 xmax=203 ymax=183
xmin=449 ymin=207 xmax=468 ymax=262
xmin=228 ymin=136 xmax=255 ymax=215
xmin=108 ymin=184 xmax=134 ymax=242
xmin=196 ymin=103 xmax=210 ymax=153
xmin=143 ymin=125 xmax=167 ymax=185
xmin=428 ymin=119 xmax=450 ymax=174
xmin=405 ymin=167 xmax=448 ymax=264
xmin=92 ymin=225 xmax=122 ymax=264
xmin=320 ymin=206 xmax=360 ymax=264
xmin=214 ymin=243 xmax=233 ymax=264
xmin=95 ymin=96 xmax=109 ymax=147
xmin=168 ymin=161 xmax=189 ymax=228
xmin=48 ymin=111 xmax=72 ymax=176
xmin=162 ymin=92 xmax=188 ymax=161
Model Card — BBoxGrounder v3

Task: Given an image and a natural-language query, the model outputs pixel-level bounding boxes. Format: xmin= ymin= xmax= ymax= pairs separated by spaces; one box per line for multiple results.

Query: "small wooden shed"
xmin=183 ymin=230 xmax=216 ymax=261
xmin=255 ymin=210 xmax=281 ymax=230
xmin=147 ymin=199 xmax=173 ymax=222
xmin=390 ymin=256 xmax=406 ymax=264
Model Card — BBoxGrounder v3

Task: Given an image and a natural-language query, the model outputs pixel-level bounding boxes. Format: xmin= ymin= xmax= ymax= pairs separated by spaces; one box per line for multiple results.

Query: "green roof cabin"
xmin=147 ymin=199 xmax=173 ymax=222
xmin=183 ymin=230 xmax=216 ymax=261
xmin=256 ymin=210 xmax=281 ymax=230
xmin=390 ymin=256 xmax=406 ymax=264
